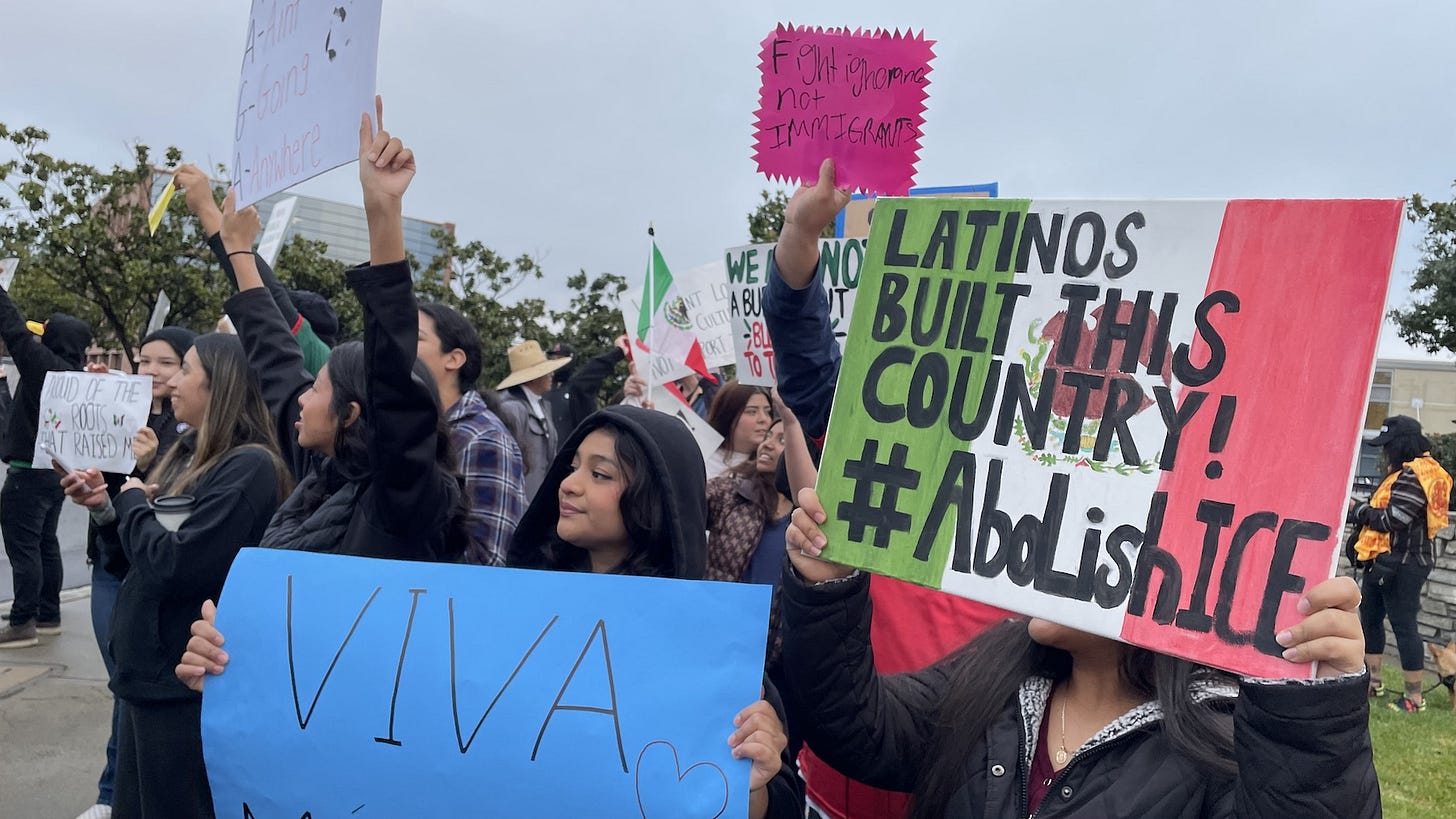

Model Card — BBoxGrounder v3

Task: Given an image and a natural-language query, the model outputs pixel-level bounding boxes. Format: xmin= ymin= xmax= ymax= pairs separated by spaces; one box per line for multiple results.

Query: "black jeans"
xmin=1360 ymin=557 xmax=1432 ymax=672
xmin=113 ymin=698 xmax=215 ymax=819
xmin=1 ymin=465 xmax=65 ymax=624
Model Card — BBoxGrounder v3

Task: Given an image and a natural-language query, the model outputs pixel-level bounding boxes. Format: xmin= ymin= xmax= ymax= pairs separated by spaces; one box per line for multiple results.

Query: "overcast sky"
xmin=4 ymin=0 xmax=1455 ymax=359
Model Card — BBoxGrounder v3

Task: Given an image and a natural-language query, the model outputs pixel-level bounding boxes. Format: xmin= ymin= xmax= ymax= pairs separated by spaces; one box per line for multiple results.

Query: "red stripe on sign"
xmin=1119 ymin=199 xmax=1402 ymax=678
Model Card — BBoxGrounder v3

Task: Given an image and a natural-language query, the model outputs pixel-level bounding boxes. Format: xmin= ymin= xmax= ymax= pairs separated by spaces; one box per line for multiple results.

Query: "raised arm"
xmin=215 ymin=190 xmax=315 ymax=479
xmin=0 ymin=287 xmax=67 ymax=382
xmin=351 ymin=97 xmax=451 ymax=539
xmin=762 ymin=159 xmax=852 ymax=441
xmin=176 ymin=163 xmax=303 ymax=329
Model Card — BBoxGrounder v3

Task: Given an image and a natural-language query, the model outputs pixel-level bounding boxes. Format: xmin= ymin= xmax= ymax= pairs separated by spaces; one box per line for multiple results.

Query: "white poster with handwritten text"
xmin=32 ymin=372 xmax=152 ymax=474
xmin=231 ymin=0 xmax=383 ymax=207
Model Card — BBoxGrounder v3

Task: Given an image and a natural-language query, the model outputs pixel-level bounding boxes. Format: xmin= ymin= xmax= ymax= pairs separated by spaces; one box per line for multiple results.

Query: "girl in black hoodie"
xmin=179 ymin=405 xmax=805 ymax=818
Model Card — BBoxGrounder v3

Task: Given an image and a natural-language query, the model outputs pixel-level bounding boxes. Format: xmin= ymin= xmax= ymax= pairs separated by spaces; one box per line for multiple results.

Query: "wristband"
xmin=227 ymin=250 xmax=253 ymax=258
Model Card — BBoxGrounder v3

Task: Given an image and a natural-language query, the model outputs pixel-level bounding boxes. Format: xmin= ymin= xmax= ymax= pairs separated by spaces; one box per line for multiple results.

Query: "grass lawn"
xmin=1369 ymin=666 xmax=1456 ymax=818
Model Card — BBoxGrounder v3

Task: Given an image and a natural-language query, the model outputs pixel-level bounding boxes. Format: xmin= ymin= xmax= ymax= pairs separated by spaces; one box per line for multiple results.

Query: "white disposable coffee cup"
xmin=151 ymin=495 xmax=196 ymax=533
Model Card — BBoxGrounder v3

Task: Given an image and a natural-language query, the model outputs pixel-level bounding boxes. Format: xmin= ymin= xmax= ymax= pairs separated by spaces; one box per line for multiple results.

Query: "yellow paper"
xmin=148 ymin=180 xmax=176 ymax=235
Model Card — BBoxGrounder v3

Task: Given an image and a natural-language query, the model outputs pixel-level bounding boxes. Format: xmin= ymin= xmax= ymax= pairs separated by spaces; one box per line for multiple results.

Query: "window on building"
xmin=1365 ymin=369 xmax=1393 ymax=430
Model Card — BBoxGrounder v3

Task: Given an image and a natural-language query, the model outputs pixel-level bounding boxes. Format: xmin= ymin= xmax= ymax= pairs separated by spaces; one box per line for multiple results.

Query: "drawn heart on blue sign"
xmin=634 ymin=740 xmax=729 ymax=819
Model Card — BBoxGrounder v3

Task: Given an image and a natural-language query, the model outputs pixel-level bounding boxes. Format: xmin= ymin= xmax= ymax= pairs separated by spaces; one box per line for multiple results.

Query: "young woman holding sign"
xmin=60 ymin=332 xmax=292 ymax=819
xmin=767 ymin=159 xmax=1379 ymax=819
xmin=178 ymin=404 xmax=807 ymax=818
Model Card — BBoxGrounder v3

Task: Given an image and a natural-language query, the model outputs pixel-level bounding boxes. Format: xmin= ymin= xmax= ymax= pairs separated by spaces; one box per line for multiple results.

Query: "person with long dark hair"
xmin=704 ymin=380 xmax=773 ymax=479
xmin=781 ymin=486 xmax=1377 ymax=818
xmin=76 ymin=325 xmax=195 ymax=819
xmin=178 ymin=405 xmax=807 ymax=818
xmin=178 ymin=98 xmax=467 ymax=563
xmin=60 ymin=331 xmax=292 ymax=818
xmin=1350 ymin=414 xmax=1451 ymax=712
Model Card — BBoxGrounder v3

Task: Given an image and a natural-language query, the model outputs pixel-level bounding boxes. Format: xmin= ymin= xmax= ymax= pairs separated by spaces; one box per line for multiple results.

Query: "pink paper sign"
xmin=752 ymin=24 xmax=935 ymax=196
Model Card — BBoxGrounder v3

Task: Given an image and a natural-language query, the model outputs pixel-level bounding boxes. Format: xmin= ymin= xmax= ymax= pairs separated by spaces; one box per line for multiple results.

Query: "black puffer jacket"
xmin=780 ymin=569 xmax=1381 ymax=818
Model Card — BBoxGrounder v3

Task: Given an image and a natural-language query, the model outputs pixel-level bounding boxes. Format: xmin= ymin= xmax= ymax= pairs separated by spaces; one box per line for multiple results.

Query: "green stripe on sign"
xmin=817 ymin=198 xmax=1032 ymax=588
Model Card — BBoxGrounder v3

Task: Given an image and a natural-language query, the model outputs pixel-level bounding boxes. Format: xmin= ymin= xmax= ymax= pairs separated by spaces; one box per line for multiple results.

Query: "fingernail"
xmin=1281 ymin=648 xmax=1300 ymax=662
xmin=1297 ymin=598 xmax=1311 ymax=614
xmin=1275 ymin=630 xmax=1293 ymax=647
xmin=218 ymin=651 xmax=228 ymax=662
xmin=815 ymin=537 xmax=827 ymax=549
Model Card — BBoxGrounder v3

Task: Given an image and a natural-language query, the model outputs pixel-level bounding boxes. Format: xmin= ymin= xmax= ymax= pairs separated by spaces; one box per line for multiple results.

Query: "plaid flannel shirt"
xmin=449 ymin=390 xmax=527 ymax=566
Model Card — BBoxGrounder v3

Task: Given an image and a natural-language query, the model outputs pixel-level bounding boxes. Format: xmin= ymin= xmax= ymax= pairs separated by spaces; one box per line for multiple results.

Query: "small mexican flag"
xmin=635 ymin=234 xmax=711 ymax=383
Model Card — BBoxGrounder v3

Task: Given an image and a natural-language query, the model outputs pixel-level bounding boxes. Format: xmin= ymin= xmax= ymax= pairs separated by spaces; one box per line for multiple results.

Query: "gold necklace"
xmin=1054 ymin=693 xmax=1070 ymax=766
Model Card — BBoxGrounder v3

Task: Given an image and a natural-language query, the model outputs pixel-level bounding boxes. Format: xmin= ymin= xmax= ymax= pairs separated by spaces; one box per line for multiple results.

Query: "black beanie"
xmin=290 ymin=290 xmax=339 ymax=346
xmin=140 ymin=325 xmax=197 ymax=360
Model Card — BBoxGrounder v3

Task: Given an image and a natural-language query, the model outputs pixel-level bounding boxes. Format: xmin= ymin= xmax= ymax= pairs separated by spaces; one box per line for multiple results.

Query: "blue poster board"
xmin=834 ymin=182 xmax=1000 ymax=237
xmin=202 ymin=549 xmax=771 ymax=818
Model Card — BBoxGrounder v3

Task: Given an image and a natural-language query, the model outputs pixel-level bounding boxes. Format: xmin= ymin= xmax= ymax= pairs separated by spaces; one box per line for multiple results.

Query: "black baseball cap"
xmin=1368 ymin=415 xmax=1425 ymax=447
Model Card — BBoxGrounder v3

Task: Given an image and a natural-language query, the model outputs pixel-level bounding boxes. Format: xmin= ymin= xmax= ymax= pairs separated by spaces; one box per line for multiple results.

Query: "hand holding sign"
xmin=220 ymin=189 xmax=262 ymax=255
xmin=779 ymin=159 xmax=852 ymax=286
xmin=175 ymin=163 xmax=224 ymax=236
xmin=728 ymin=699 xmax=788 ymax=794
xmin=785 ymin=487 xmax=854 ymax=584
xmin=1274 ymin=577 xmax=1365 ymax=676
xmin=176 ymin=599 xmax=224 ymax=693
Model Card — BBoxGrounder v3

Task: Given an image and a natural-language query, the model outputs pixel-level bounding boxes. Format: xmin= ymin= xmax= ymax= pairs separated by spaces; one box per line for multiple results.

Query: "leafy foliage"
xmin=551 ymin=270 xmax=629 ymax=401
xmin=0 ymin=123 xmax=348 ymax=365
xmin=1391 ymin=189 xmax=1456 ymax=353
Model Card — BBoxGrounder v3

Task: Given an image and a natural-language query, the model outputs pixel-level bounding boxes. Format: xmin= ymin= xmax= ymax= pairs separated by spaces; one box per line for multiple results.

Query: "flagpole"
xmin=646 ymin=222 xmax=655 ymax=398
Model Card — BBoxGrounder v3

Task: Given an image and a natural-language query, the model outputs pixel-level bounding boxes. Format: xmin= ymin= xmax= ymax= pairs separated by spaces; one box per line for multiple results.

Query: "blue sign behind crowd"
xmin=202 ymin=549 xmax=771 ymax=818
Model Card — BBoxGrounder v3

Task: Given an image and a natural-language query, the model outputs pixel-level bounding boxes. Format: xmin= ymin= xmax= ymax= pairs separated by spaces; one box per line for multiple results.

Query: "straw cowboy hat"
xmin=496 ymin=340 xmax=572 ymax=390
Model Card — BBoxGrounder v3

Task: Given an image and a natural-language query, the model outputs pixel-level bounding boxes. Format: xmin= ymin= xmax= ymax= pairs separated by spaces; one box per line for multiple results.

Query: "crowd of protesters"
xmin=0 ymin=114 xmax=1394 ymax=818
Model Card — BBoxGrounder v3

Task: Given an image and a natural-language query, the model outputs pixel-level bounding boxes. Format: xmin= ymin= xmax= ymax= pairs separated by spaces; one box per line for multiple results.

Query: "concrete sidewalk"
xmin=0 ymin=587 xmax=114 ymax=819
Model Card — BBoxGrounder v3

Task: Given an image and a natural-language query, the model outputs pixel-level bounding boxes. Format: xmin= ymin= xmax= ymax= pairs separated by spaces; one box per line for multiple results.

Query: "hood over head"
xmin=507 ymin=405 xmax=707 ymax=580
xmin=40 ymin=313 xmax=92 ymax=367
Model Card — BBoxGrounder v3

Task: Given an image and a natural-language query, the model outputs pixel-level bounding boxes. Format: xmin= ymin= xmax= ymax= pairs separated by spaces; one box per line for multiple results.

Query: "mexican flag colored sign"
xmin=816 ymin=198 xmax=1402 ymax=678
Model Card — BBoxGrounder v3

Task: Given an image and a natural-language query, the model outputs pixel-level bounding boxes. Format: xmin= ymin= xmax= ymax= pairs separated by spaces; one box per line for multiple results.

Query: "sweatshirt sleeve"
xmin=778 ymin=564 xmax=952 ymax=792
xmin=208 ymin=232 xmax=301 ymax=326
xmin=113 ymin=449 xmax=279 ymax=591
xmin=224 ymin=288 xmax=313 ymax=480
xmin=1225 ymin=675 xmax=1380 ymax=818
xmin=348 ymin=261 xmax=451 ymax=537
xmin=0 ymin=286 xmax=66 ymax=382
xmin=762 ymin=256 xmax=840 ymax=441
xmin=566 ymin=347 xmax=624 ymax=425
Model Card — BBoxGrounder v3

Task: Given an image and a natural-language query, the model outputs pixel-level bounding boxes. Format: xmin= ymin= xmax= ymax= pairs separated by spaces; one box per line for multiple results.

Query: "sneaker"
xmin=76 ymin=805 xmax=112 ymax=819
xmin=0 ymin=621 xmax=39 ymax=648
xmin=1388 ymin=696 xmax=1427 ymax=712
xmin=36 ymin=620 xmax=62 ymax=636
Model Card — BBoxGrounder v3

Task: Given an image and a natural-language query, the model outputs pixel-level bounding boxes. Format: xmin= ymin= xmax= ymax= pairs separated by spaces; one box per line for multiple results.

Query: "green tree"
xmin=1391 ymin=189 xmax=1456 ymax=353
xmin=417 ymin=229 xmax=553 ymax=389
xmin=747 ymin=188 xmax=835 ymax=243
xmin=552 ymin=270 xmax=629 ymax=400
xmin=0 ymin=123 xmax=339 ymax=365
